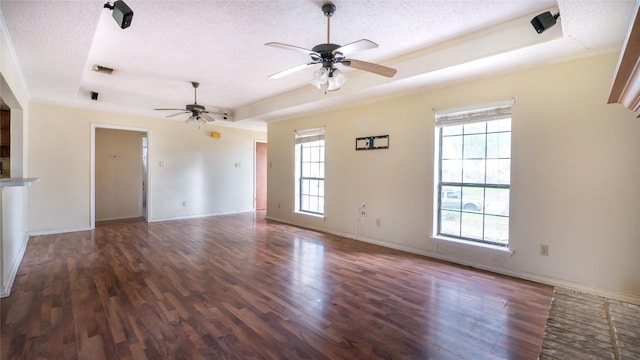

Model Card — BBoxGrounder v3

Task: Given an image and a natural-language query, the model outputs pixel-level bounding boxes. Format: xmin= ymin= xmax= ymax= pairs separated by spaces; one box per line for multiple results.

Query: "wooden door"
xmin=255 ymin=142 xmax=267 ymax=210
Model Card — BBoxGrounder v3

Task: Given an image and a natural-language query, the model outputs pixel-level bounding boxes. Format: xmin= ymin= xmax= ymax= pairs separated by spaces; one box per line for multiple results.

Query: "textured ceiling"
xmin=0 ymin=1 xmax=636 ymax=131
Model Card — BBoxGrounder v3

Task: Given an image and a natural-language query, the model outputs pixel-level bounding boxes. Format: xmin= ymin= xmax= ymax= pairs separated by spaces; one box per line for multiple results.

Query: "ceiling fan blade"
xmin=166 ymin=111 xmax=188 ymax=118
xmin=333 ymin=39 xmax=378 ymax=56
xmin=202 ymin=110 xmax=229 ymax=120
xmin=185 ymin=116 xmax=196 ymax=125
xmin=269 ymin=62 xmax=316 ymax=79
xmin=200 ymin=113 xmax=215 ymax=122
xmin=155 ymin=108 xmax=185 ymax=111
xmin=265 ymin=42 xmax=320 ymax=57
xmin=341 ymin=59 xmax=397 ymax=78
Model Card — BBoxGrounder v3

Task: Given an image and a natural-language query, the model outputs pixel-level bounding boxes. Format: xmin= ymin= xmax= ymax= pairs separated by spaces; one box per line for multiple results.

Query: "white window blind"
xmin=295 ymin=127 xmax=325 ymax=144
xmin=435 ymin=99 xmax=514 ymax=127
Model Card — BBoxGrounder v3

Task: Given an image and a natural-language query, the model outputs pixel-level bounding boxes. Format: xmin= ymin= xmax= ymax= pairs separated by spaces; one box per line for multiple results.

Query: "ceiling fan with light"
xmin=154 ymin=81 xmax=229 ymax=126
xmin=266 ymin=2 xmax=397 ymax=92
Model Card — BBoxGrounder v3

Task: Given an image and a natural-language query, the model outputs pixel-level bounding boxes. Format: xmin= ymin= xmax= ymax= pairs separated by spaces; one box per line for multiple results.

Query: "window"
xmin=434 ymin=100 xmax=513 ymax=246
xmin=295 ymin=127 xmax=325 ymax=215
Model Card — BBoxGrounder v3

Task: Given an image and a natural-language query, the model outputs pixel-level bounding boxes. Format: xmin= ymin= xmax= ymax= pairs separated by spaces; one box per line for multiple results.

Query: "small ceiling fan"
xmin=265 ymin=2 xmax=397 ymax=91
xmin=154 ymin=82 xmax=228 ymax=126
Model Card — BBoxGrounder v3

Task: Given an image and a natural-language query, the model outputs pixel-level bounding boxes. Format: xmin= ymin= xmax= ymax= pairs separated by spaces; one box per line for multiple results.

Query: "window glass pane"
xmin=318 ymin=198 xmax=324 ymax=214
xmin=309 ymin=180 xmax=318 ymax=196
xmin=318 ymin=180 xmax=325 ymax=197
xmin=461 ymin=212 xmax=483 ymax=240
xmin=487 ymin=119 xmax=511 ymax=132
xmin=463 ymin=134 xmax=486 ymax=159
xmin=486 ymin=159 xmax=510 ymax=185
xmin=310 ymin=146 xmax=320 ymax=162
xmin=440 ymin=210 xmax=460 ymax=236
xmin=462 ymin=159 xmax=485 ymax=183
xmin=301 ymin=179 xmax=310 ymax=195
xmin=486 ymin=132 xmax=511 ymax=159
xmin=442 ymin=135 xmax=462 ymax=159
xmin=442 ymin=125 xmax=463 ymax=136
xmin=441 ymin=186 xmax=462 ymax=211
xmin=309 ymin=196 xmax=319 ymax=213
xmin=301 ymin=195 xmax=309 ymax=211
xmin=461 ymin=187 xmax=484 ymax=212
xmin=441 ymin=160 xmax=462 ymax=183
xmin=464 ymin=122 xmax=486 ymax=135
xmin=302 ymin=163 xmax=310 ymax=176
xmin=484 ymin=215 xmax=509 ymax=244
xmin=485 ymin=188 xmax=509 ymax=216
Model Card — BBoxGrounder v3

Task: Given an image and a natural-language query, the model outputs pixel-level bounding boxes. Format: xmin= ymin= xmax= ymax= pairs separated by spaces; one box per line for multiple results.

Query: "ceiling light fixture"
xmin=310 ymin=65 xmax=347 ymax=92
xmin=103 ymin=1 xmax=134 ymax=29
xmin=531 ymin=11 xmax=560 ymax=34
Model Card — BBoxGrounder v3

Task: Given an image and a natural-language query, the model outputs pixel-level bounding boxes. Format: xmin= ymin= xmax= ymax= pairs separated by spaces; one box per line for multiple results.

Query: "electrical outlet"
xmin=182 ymin=201 xmax=187 ymax=207
xmin=360 ymin=203 xmax=366 ymax=217
xmin=540 ymin=244 xmax=549 ymax=256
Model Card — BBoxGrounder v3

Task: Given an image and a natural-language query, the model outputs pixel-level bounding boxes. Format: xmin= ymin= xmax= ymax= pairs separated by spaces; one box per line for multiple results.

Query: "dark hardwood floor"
xmin=1 ymin=211 xmax=553 ymax=359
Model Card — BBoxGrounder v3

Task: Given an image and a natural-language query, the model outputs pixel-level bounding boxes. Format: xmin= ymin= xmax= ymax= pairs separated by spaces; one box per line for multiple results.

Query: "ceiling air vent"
xmin=92 ymin=65 xmax=114 ymax=75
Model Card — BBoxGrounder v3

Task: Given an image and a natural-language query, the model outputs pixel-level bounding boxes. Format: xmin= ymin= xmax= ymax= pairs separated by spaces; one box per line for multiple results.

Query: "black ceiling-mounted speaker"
xmin=104 ymin=1 xmax=134 ymax=29
xmin=531 ymin=11 xmax=560 ymax=34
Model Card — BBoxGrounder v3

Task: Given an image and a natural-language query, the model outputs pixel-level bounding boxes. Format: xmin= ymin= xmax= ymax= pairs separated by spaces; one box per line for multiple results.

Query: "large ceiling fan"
xmin=266 ymin=2 xmax=397 ymax=92
xmin=155 ymin=82 xmax=228 ymax=126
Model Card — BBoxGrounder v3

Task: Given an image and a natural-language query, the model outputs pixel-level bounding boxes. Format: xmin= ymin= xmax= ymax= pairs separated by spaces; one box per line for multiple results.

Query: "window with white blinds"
xmin=434 ymin=100 xmax=513 ymax=246
xmin=295 ymin=128 xmax=325 ymax=215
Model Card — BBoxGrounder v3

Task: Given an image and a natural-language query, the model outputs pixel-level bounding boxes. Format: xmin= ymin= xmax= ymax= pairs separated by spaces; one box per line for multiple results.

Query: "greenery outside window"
xmin=434 ymin=100 xmax=513 ymax=246
xmin=295 ymin=127 xmax=325 ymax=215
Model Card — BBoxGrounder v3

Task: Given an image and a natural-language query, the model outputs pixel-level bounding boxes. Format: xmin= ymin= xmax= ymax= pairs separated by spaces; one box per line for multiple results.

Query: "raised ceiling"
xmin=0 ymin=1 xmax=636 ymax=131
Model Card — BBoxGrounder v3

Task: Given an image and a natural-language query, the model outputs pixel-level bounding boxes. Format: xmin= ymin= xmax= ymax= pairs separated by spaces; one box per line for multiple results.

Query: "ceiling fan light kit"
xmin=266 ymin=2 xmax=397 ymax=92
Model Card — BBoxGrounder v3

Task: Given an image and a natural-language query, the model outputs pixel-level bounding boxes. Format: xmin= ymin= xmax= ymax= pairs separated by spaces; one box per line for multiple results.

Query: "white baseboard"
xmin=28 ymin=226 xmax=92 ymax=237
xmin=151 ymin=209 xmax=254 ymax=222
xmin=0 ymin=233 xmax=30 ymax=298
xmin=265 ymin=216 xmax=640 ymax=306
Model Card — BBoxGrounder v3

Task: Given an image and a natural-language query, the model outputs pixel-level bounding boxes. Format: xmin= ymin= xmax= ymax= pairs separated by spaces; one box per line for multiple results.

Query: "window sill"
xmin=294 ymin=211 xmax=324 ymax=219
xmin=431 ymin=235 xmax=514 ymax=256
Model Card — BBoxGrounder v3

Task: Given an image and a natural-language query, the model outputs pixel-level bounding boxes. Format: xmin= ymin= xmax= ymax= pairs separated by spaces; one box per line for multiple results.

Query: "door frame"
xmin=254 ymin=139 xmax=267 ymax=210
xmin=90 ymin=124 xmax=151 ymax=229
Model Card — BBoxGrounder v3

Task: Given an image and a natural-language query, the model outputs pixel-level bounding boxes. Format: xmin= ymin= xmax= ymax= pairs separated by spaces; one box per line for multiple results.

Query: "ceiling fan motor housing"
xmin=311 ymin=43 xmax=343 ymax=66
xmin=187 ymin=104 xmax=205 ymax=112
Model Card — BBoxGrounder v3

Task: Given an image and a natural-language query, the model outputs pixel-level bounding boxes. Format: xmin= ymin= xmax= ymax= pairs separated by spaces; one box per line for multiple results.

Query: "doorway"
xmin=91 ymin=125 xmax=150 ymax=228
xmin=255 ymin=141 xmax=267 ymax=210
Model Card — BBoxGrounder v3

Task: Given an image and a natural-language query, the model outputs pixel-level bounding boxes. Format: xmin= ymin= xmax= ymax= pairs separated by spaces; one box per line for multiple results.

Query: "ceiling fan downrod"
xmin=322 ymin=2 xmax=335 ymax=44
xmin=191 ymin=81 xmax=200 ymax=104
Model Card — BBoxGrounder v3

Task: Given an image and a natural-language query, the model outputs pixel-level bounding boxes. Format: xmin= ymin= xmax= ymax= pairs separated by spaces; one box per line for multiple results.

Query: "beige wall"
xmin=267 ymin=53 xmax=640 ymax=303
xmin=27 ymin=102 xmax=266 ymax=232
xmin=95 ymin=128 xmax=145 ymax=221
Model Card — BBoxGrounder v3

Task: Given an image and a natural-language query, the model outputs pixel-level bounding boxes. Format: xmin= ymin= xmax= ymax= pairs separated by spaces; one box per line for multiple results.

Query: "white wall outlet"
xmin=360 ymin=203 xmax=366 ymax=217
xmin=540 ymin=244 xmax=549 ymax=256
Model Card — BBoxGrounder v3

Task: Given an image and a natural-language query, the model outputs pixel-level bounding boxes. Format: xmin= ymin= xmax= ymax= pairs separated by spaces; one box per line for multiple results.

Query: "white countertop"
xmin=0 ymin=177 xmax=40 ymax=187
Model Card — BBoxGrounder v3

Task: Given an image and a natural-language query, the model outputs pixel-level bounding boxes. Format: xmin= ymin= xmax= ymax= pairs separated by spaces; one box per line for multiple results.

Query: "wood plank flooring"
xmin=1 ymin=211 xmax=553 ymax=359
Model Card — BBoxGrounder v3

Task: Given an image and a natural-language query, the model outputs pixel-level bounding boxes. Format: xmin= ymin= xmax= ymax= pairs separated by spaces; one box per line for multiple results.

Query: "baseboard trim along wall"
xmin=265 ymin=215 xmax=640 ymax=306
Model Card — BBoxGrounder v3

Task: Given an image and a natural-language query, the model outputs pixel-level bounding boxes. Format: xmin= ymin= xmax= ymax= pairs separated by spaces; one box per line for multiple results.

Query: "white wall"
xmin=95 ymin=128 xmax=145 ymax=221
xmin=0 ymin=18 xmax=31 ymax=297
xmin=28 ymin=102 xmax=266 ymax=233
xmin=266 ymin=53 xmax=640 ymax=303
